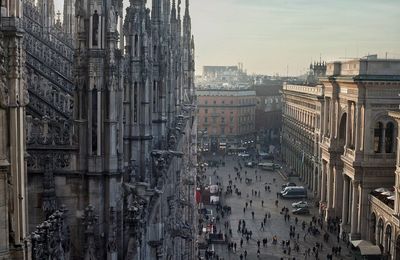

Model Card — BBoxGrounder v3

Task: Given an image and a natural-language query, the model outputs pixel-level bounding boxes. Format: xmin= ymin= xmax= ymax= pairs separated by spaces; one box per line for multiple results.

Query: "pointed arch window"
xmin=92 ymin=11 xmax=99 ymax=46
xmin=134 ymin=34 xmax=139 ymax=57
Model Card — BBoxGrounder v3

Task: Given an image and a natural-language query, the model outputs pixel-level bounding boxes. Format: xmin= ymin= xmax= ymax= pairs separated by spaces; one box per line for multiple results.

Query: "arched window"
xmin=92 ymin=11 xmax=99 ymax=46
xmin=386 ymin=225 xmax=392 ymax=254
xmin=374 ymin=122 xmax=384 ymax=153
xmin=370 ymin=213 xmax=377 ymax=244
xmin=339 ymin=113 xmax=347 ymax=144
xmin=134 ymin=34 xmax=139 ymax=56
xmin=378 ymin=218 xmax=384 ymax=246
xmin=386 ymin=122 xmax=395 ymax=153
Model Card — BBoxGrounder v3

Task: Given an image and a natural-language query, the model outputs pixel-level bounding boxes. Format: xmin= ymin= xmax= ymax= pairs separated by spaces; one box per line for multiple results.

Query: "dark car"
xmin=281 ymin=182 xmax=296 ymax=189
xmin=292 ymin=207 xmax=310 ymax=215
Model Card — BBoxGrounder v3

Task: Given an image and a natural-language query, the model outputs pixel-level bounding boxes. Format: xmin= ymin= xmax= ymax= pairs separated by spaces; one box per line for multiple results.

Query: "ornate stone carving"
xmin=81 ymin=205 xmax=99 ymax=260
xmin=31 ymin=207 xmax=70 ymax=260
xmin=42 ymin=156 xmax=57 ymax=217
xmin=0 ymin=35 xmax=9 ymax=108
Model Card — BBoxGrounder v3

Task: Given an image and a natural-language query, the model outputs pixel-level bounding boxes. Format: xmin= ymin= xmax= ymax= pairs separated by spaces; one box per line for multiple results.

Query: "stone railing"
xmin=370 ymin=194 xmax=394 ymax=214
xmin=283 ymin=83 xmax=323 ymax=96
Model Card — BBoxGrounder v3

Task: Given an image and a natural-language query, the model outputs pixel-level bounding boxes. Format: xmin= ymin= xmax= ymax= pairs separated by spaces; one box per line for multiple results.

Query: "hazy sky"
xmin=54 ymin=0 xmax=400 ymax=75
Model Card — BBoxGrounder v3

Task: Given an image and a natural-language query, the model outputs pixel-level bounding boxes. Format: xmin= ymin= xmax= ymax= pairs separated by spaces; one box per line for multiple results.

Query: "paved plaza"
xmin=200 ymin=155 xmax=355 ymax=260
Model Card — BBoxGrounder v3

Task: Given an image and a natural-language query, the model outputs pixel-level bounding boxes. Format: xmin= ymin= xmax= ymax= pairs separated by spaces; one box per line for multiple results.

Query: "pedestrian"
xmin=261 ymin=200 xmax=264 ymax=207
xmin=240 ymin=238 xmax=243 ymax=248
xmin=252 ymin=211 xmax=255 ymax=219
xmin=239 ymin=253 xmax=243 ymax=260
xmin=244 ymin=250 xmax=247 ymax=259
xmin=257 ymin=240 xmax=261 ymax=248
xmin=275 ymin=200 xmax=279 ymax=207
xmin=243 ymin=207 xmax=246 ymax=214
xmin=257 ymin=249 xmax=260 ymax=258
xmin=250 ymin=200 xmax=252 ymax=206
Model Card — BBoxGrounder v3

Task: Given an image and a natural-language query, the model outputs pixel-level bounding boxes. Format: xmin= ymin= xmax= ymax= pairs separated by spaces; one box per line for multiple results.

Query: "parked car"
xmin=292 ymin=201 xmax=309 ymax=208
xmin=282 ymin=182 xmax=297 ymax=189
xmin=292 ymin=207 xmax=310 ymax=215
xmin=245 ymin=161 xmax=257 ymax=168
xmin=238 ymin=152 xmax=250 ymax=157
xmin=280 ymin=186 xmax=307 ymax=199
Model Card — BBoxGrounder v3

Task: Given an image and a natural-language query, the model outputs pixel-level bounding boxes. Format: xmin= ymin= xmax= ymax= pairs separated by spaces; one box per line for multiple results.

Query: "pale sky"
xmin=54 ymin=0 xmax=400 ymax=75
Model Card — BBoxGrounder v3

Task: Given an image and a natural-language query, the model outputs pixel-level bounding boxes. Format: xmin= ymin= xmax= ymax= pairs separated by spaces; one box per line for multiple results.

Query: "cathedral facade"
xmin=0 ymin=0 xmax=196 ymax=259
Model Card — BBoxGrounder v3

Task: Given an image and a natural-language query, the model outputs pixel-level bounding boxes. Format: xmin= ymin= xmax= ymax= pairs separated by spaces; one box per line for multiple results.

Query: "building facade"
xmin=197 ymin=86 xmax=256 ymax=151
xmin=255 ymin=82 xmax=283 ymax=149
xmin=281 ymin=83 xmax=323 ymax=194
xmin=368 ymin=111 xmax=400 ymax=259
xmin=0 ymin=0 xmax=197 ymax=259
xmin=0 ymin=1 xmax=30 ymax=259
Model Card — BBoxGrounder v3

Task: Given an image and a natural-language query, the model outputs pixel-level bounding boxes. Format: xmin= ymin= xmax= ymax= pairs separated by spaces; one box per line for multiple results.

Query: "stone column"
xmin=323 ymin=98 xmax=329 ymax=136
xmin=0 ymin=166 xmax=9 ymax=255
xmin=350 ymin=180 xmax=360 ymax=239
xmin=345 ymin=101 xmax=351 ymax=148
xmin=380 ymin=126 xmax=386 ymax=153
xmin=333 ymin=166 xmax=343 ymax=216
xmin=341 ymin=175 xmax=350 ymax=224
xmin=321 ymin=162 xmax=327 ymax=202
xmin=354 ymin=103 xmax=362 ymax=151
xmin=326 ymin=163 xmax=334 ymax=219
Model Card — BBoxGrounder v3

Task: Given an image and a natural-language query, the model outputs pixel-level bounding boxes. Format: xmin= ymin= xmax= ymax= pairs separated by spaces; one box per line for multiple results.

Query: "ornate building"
xmin=0 ymin=1 xmax=30 ymax=259
xmin=281 ymin=83 xmax=323 ymax=195
xmin=282 ymin=57 xmax=400 ymax=259
xmin=0 ymin=0 xmax=196 ymax=259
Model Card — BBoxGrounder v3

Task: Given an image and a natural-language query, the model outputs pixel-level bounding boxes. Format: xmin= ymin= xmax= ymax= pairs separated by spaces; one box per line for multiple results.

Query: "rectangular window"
xmin=205 ymin=117 xmax=208 ymax=123
xmin=205 ymin=109 xmax=208 ymax=114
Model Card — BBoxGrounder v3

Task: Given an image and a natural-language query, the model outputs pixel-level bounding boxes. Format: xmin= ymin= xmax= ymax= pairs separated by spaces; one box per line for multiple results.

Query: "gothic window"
xmin=385 ymin=225 xmax=392 ymax=254
xmin=374 ymin=122 xmax=383 ymax=153
xmin=386 ymin=122 xmax=395 ymax=153
xmin=153 ymin=81 xmax=157 ymax=112
xmin=134 ymin=82 xmax=138 ymax=122
xmin=134 ymin=34 xmax=139 ymax=56
xmin=92 ymin=11 xmax=99 ymax=46
xmin=92 ymin=87 xmax=98 ymax=153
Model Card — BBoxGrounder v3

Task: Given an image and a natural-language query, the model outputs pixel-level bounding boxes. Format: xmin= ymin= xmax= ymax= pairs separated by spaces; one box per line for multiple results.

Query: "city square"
xmin=198 ymin=154 xmax=355 ymax=259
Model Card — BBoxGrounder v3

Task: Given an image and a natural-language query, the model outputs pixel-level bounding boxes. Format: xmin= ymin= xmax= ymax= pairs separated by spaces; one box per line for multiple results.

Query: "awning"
xmin=351 ymin=240 xmax=382 ymax=255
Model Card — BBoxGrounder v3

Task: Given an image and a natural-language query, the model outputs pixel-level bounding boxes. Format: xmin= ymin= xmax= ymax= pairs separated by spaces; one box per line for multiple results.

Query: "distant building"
xmin=202 ymin=64 xmax=247 ymax=83
xmin=281 ymin=83 xmax=323 ymax=190
xmin=197 ymin=86 xmax=256 ymax=152
xmin=254 ymin=81 xmax=283 ymax=149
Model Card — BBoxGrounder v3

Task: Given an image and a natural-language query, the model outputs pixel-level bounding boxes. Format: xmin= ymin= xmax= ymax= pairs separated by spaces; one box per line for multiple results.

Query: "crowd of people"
xmin=199 ymin=155 xmax=351 ymax=260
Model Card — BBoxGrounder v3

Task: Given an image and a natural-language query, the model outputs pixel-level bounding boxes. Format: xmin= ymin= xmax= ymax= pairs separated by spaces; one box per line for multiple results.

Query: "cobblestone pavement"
xmin=202 ymin=155 xmax=355 ymax=260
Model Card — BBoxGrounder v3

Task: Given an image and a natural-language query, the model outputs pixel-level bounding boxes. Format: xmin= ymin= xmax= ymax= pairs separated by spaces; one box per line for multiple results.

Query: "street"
xmin=199 ymin=155 xmax=354 ymax=260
